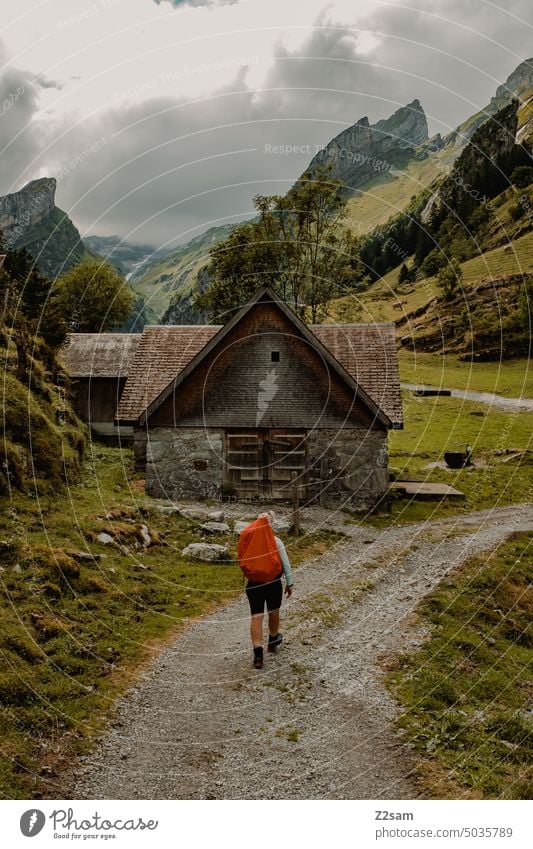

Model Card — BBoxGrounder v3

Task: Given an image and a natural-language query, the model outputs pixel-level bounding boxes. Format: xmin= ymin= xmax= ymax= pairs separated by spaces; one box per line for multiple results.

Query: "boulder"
xmin=200 ymin=522 xmax=231 ymax=534
xmin=140 ymin=524 xmax=152 ymax=546
xmin=96 ymin=532 xmax=115 ymax=546
xmin=69 ymin=550 xmax=105 ymax=563
xmin=207 ymin=510 xmax=225 ymax=522
xmin=153 ymin=505 xmax=181 ymax=515
xmin=233 ymin=521 xmax=249 ymax=534
xmin=180 ymin=507 xmax=209 ymax=521
xmin=182 ymin=543 xmax=229 ymax=562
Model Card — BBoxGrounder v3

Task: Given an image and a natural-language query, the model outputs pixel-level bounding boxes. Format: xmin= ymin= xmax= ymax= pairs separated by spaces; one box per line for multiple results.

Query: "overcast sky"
xmin=0 ymin=0 xmax=531 ymax=248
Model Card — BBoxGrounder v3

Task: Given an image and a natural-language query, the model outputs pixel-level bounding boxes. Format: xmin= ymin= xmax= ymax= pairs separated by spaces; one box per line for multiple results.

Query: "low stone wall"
xmin=133 ymin=428 xmax=147 ymax=470
xmin=307 ymin=428 xmax=388 ymax=510
xmin=144 ymin=425 xmax=388 ymax=508
xmin=145 ymin=427 xmax=224 ymax=500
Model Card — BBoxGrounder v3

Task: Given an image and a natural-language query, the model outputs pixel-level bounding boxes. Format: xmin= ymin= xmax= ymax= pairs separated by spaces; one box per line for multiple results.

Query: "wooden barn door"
xmin=268 ymin=430 xmax=308 ymax=500
xmin=225 ymin=432 xmax=267 ymax=498
xmin=225 ymin=430 xmax=308 ymax=500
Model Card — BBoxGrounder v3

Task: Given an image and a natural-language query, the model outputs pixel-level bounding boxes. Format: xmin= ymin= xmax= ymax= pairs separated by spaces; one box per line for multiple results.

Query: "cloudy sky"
xmin=0 ymin=0 xmax=531 ymax=248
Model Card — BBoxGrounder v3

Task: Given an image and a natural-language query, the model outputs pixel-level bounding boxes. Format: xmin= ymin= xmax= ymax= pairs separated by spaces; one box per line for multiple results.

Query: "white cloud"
xmin=0 ymin=0 xmax=531 ymax=246
xmin=154 ymin=0 xmax=240 ymax=6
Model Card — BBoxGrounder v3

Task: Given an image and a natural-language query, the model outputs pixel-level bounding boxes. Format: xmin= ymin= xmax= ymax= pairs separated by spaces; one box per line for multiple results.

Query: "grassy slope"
xmin=344 ymin=155 xmax=444 ymax=236
xmin=359 ymin=389 xmax=533 ymax=527
xmin=129 ymin=225 xmax=233 ymax=322
xmin=460 ymin=230 xmax=533 ymax=282
xmin=388 ymin=531 xmax=532 ymax=799
xmin=398 ymin=351 xmax=533 ymax=398
xmin=330 ymin=229 xmax=533 ymax=327
xmin=0 ymin=443 xmax=341 ymax=798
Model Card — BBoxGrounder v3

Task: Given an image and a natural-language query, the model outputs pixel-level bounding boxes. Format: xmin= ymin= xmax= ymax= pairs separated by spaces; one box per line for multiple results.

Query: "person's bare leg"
xmin=268 ymin=609 xmax=280 ymax=638
xmin=250 ymin=613 xmax=264 ymax=647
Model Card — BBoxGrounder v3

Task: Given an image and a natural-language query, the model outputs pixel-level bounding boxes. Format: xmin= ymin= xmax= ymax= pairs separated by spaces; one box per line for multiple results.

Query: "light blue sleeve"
xmin=275 ymin=536 xmax=293 ymax=586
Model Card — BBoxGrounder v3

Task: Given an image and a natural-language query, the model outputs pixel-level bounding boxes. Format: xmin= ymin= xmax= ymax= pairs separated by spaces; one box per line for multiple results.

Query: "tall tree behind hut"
xmin=196 ymin=165 xmax=362 ymax=322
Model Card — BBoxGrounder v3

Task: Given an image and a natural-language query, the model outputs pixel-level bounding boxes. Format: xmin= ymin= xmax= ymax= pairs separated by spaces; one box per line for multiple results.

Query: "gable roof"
xmin=116 ymin=325 xmax=221 ymax=423
xmin=139 ymin=287 xmax=395 ymax=428
xmin=311 ymin=323 xmax=402 ymax=427
xmin=117 ymin=287 xmax=402 ymax=428
xmin=60 ymin=333 xmax=141 ymax=378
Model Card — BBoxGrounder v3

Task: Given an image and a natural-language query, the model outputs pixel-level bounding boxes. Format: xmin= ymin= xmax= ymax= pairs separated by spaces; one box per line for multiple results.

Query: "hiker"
xmin=238 ymin=511 xmax=294 ymax=669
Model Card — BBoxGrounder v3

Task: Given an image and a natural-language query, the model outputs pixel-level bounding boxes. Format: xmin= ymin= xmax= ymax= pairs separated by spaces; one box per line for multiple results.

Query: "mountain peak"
xmin=22 ymin=176 xmax=57 ymax=195
xmin=371 ymin=99 xmax=428 ymax=148
xmin=0 ymin=176 xmax=84 ymax=277
xmin=495 ymin=57 xmax=533 ymax=101
xmin=304 ymin=99 xmax=428 ymax=191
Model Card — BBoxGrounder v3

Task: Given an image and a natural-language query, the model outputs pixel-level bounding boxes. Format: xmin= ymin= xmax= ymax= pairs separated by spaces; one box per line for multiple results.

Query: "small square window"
xmin=271 ymin=351 xmax=280 ymax=362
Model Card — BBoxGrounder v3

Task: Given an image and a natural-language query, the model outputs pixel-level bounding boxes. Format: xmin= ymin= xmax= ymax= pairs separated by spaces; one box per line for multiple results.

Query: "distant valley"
xmin=1 ymin=57 xmax=531 ymax=344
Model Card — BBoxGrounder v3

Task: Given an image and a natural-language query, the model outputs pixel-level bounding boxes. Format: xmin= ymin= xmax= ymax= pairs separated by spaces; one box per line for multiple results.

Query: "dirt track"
xmin=63 ymin=503 xmax=533 ymax=800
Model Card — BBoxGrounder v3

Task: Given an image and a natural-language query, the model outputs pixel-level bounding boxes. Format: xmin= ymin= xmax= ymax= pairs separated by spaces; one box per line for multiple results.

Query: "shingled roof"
xmin=117 ymin=315 xmax=402 ymax=427
xmin=60 ymin=333 xmax=141 ymax=378
xmin=311 ymin=323 xmax=402 ymax=427
xmin=116 ymin=325 xmax=221 ymax=423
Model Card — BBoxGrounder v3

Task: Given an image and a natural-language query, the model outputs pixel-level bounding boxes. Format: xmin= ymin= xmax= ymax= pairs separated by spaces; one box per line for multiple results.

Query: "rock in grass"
xmin=140 ymin=524 xmax=152 ymax=546
xmin=154 ymin=505 xmax=181 ymax=515
xmin=200 ymin=522 xmax=231 ymax=534
xmin=96 ymin=532 xmax=115 ymax=546
xmin=182 ymin=543 xmax=229 ymax=562
xmin=207 ymin=510 xmax=225 ymax=522
xmin=233 ymin=521 xmax=249 ymax=534
xmin=69 ymin=550 xmax=105 ymax=562
xmin=180 ymin=507 xmax=209 ymax=521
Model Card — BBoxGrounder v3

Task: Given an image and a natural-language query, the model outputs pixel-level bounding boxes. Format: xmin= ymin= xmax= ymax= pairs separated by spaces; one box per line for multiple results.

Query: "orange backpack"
xmin=237 ymin=517 xmax=282 ymax=583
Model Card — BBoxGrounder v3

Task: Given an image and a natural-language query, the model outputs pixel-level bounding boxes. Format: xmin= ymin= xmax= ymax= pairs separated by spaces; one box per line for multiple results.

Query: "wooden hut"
xmin=116 ymin=287 xmax=403 ymax=508
xmin=60 ymin=333 xmax=141 ymax=438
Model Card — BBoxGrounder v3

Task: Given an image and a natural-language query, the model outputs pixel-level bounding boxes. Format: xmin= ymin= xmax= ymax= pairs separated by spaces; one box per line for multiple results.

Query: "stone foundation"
xmin=133 ymin=428 xmax=147 ymax=470
xmin=145 ymin=427 xmax=223 ymax=500
xmin=307 ymin=428 xmax=388 ymax=510
xmin=144 ymin=425 xmax=388 ymax=508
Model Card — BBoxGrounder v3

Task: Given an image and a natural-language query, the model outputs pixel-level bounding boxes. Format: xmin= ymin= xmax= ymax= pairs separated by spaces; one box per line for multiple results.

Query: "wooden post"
xmin=291 ymin=471 xmax=301 ymax=537
xmin=319 ymin=457 xmax=329 ymax=507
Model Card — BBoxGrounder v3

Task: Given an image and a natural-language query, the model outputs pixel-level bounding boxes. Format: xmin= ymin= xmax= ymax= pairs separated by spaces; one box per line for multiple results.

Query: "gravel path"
xmin=64 ymin=502 xmax=533 ymax=800
xmin=402 ymin=382 xmax=533 ymax=412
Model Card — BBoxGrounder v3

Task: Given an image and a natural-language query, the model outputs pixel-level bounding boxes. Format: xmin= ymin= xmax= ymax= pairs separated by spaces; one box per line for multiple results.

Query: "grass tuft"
xmin=389 ymin=531 xmax=533 ymax=799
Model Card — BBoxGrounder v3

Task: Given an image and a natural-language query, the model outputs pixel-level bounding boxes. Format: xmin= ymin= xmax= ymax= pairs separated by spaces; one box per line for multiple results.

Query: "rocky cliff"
xmin=0 ymin=178 xmax=86 ymax=278
xmin=446 ymin=57 xmax=533 ymax=149
xmin=305 ymin=99 xmax=429 ymax=190
xmin=422 ymin=99 xmax=525 ymax=226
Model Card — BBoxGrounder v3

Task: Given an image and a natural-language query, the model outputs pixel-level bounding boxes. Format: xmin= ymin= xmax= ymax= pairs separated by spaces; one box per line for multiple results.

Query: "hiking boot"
xmin=267 ymin=633 xmax=283 ymax=652
xmin=253 ymin=647 xmax=263 ymax=669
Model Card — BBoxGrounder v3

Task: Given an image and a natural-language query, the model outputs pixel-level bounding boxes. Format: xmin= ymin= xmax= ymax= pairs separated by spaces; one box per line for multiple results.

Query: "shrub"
xmin=511 ymin=165 xmax=533 ymax=189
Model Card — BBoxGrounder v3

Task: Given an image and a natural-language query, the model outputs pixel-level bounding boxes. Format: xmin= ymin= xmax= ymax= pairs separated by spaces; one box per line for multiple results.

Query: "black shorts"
xmin=246 ymin=574 xmax=283 ymax=616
